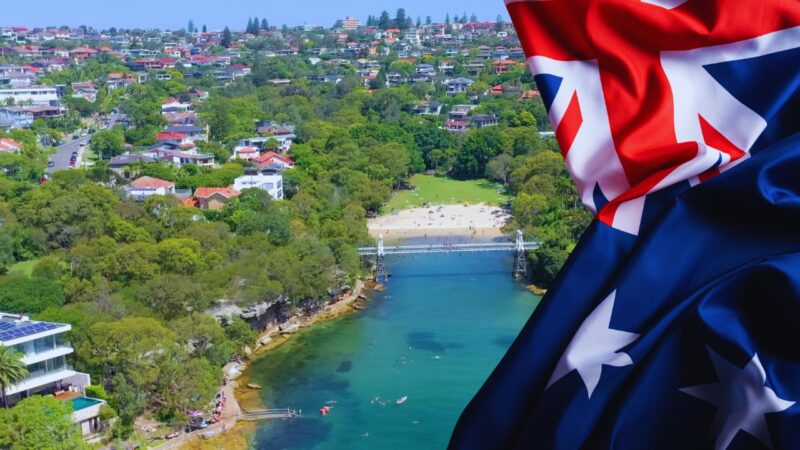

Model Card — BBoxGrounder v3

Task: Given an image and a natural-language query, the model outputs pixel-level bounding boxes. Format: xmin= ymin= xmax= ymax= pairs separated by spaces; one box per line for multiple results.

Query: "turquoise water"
xmin=71 ymin=396 xmax=102 ymax=411
xmin=249 ymin=247 xmax=540 ymax=450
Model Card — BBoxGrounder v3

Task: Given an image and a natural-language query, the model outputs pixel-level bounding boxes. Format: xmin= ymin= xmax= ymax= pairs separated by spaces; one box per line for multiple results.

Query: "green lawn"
xmin=8 ymin=259 xmax=39 ymax=277
xmin=385 ymin=175 xmax=510 ymax=212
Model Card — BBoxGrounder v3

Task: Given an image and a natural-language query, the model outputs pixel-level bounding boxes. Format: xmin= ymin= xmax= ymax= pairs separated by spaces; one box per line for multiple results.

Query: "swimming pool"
xmin=70 ymin=396 xmax=102 ymax=411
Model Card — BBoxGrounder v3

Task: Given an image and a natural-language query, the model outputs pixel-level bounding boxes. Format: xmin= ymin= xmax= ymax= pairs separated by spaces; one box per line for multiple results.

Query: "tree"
xmin=171 ymin=314 xmax=233 ymax=366
xmin=0 ymin=347 xmax=27 ymax=408
xmin=470 ymin=12 xmax=478 ymax=23
xmin=90 ymin=128 xmax=125 ymax=160
xmin=0 ymin=276 xmax=65 ymax=314
xmin=202 ymin=24 xmax=207 ymax=33
xmin=246 ymin=18 xmax=254 ymax=34
xmin=486 ymin=154 xmax=514 ymax=184
xmin=445 ymin=13 xmax=451 ymax=25
xmin=152 ymin=351 xmax=219 ymax=423
xmin=187 ymin=20 xmax=195 ymax=33
xmin=426 ymin=16 xmax=432 ymax=25
xmin=138 ymin=274 xmax=210 ymax=318
xmin=221 ymin=26 xmax=232 ymax=48
xmin=0 ymin=229 xmax=14 ymax=273
xmin=456 ymin=128 xmax=504 ymax=178
xmin=496 ymin=15 xmax=506 ymax=32
xmin=83 ymin=317 xmax=176 ymax=387
xmin=396 ymin=8 xmax=408 ymax=30
xmin=416 ymin=16 xmax=422 ymax=28
xmin=5 ymin=396 xmax=87 ymax=449
xmin=378 ymin=11 xmax=391 ymax=30
xmin=261 ymin=18 xmax=269 ymax=30
xmin=224 ymin=318 xmax=257 ymax=354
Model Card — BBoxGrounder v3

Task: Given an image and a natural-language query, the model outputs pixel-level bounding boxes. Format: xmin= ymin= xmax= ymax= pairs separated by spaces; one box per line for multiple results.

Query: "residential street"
xmin=47 ymin=135 xmax=90 ymax=174
xmin=46 ymin=112 xmax=125 ymax=175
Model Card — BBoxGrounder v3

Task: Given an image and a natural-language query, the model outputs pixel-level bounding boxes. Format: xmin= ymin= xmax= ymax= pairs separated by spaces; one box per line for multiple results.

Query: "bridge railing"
xmin=358 ymin=241 xmax=539 ymax=255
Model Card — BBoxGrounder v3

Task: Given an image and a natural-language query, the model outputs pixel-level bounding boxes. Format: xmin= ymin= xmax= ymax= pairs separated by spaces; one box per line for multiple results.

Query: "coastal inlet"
xmin=245 ymin=245 xmax=541 ymax=449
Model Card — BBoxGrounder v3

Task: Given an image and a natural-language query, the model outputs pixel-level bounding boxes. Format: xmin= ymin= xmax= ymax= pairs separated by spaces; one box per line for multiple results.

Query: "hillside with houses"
xmin=0 ymin=10 xmax=589 ymax=448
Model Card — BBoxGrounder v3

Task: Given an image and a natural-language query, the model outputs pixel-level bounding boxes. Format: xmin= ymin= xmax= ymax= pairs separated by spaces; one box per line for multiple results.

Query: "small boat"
xmin=247 ymin=383 xmax=263 ymax=390
xmin=396 ymin=396 xmax=408 ymax=405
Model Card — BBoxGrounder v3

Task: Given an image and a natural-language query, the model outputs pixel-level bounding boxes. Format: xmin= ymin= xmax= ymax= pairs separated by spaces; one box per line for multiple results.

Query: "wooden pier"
xmin=239 ymin=408 xmax=301 ymax=421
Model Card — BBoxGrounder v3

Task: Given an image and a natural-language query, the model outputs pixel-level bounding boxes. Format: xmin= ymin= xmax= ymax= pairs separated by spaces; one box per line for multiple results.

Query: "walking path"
xmin=151 ymin=371 xmax=241 ymax=450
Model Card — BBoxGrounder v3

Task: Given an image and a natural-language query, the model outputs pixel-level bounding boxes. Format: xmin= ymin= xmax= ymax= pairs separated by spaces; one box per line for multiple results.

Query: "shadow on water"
xmin=314 ymin=373 xmax=351 ymax=392
xmin=386 ymin=270 xmax=510 ymax=280
xmin=407 ymin=331 xmax=466 ymax=353
xmin=337 ymin=360 xmax=353 ymax=373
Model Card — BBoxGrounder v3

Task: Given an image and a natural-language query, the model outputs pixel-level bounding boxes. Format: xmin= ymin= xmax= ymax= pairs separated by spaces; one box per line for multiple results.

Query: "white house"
xmin=1 ymin=313 xmax=91 ymax=404
xmin=161 ymin=98 xmax=191 ymax=113
xmin=127 ymin=176 xmax=176 ymax=200
xmin=231 ymin=146 xmax=260 ymax=161
xmin=0 ymin=86 xmax=59 ymax=106
xmin=238 ymin=135 xmax=295 ymax=154
xmin=1 ymin=313 xmax=105 ymax=436
xmin=233 ymin=168 xmax=284 ymax=200
xmin=0 ymin=108 xmax=34 ymax=129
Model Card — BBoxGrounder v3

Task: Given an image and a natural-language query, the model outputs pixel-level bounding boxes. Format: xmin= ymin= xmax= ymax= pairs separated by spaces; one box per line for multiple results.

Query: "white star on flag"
xmin=547 ymin=290 xmax=639 ymax=398
xmin=681 ymin=348 xmax=795 ymax=450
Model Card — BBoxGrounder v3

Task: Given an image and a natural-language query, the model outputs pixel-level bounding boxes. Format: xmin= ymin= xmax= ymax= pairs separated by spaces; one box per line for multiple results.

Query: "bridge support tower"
xmin=513 ymin=230 xmax=527 ymax=279
xmin=375 ymin=234 xmax=387 ymax=281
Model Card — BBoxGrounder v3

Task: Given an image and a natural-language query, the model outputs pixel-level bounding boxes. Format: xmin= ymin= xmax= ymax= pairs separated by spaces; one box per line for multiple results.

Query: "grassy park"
xmin=385 ymin=175 xmax=510 ymax=212
xmin=8 ymin=259 xmax=38 ymax=277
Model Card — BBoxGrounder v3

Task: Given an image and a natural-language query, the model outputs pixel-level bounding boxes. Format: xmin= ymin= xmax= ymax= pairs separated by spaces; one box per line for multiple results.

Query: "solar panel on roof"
xmin=0 ymin=321 xmax=63 ymax=341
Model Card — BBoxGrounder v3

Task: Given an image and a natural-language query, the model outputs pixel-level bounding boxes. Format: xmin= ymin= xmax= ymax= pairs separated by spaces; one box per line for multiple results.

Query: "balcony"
xmin=6 ymin=367 xmax=79 ymax=396
xmin=20 ymin=346 xmax=74 ymax=365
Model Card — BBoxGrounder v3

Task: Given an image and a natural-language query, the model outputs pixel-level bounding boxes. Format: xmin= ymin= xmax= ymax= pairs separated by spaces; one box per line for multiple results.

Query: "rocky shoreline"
xmin=178 ymin=278 xmax=375 ymax=449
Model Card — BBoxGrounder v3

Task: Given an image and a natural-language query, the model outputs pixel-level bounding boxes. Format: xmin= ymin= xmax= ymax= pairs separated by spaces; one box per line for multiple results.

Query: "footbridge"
xmin=358 ymin=230 xmax=537 ymax=280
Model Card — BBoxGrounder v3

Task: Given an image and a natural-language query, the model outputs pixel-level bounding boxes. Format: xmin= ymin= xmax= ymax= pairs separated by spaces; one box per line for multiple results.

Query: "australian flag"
xmin=449 ymin=1 xmax=800 ymax=449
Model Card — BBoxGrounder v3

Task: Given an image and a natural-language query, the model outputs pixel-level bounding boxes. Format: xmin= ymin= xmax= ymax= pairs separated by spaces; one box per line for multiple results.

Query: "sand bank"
xmin=368 ymin=204 xmax=511 ymax=241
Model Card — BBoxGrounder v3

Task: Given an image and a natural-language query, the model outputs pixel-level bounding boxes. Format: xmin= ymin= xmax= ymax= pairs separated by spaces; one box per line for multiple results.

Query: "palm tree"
xmin=0 ymin=346 xmax=28 ymax=408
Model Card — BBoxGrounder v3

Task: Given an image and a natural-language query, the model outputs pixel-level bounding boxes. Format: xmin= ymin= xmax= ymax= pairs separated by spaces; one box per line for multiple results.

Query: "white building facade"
xmin=233 ymin=169 xmax=284 ymax=200
xmin=1 ymin=313 xmax=91 ymax=404
xmin=0 ymin=86 xmax=59 ymax=106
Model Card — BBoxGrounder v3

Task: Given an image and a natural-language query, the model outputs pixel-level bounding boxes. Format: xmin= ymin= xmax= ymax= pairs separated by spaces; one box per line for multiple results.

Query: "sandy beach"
xmin=368 ymin=204 xmax=511 ymax=241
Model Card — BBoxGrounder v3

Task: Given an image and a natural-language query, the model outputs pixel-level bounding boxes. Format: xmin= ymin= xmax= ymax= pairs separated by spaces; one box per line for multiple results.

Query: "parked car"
xmin=47 ymin=160 xmax=54 ymax=167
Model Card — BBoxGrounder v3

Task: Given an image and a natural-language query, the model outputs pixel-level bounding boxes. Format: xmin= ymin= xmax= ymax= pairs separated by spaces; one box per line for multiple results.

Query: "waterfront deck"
xmin=239 ymin=408 xmax=301 ymax=421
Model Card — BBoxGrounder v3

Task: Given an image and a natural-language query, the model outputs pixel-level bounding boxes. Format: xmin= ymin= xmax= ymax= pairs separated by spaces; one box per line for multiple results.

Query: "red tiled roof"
xmin=130 ymin=176 xmax=174 ymax=190
xmin=194 ymin=187 xmax=240 ymax=199
xmin=156 ymin=132 xmax=188 ymax=141
xmin=181 ymin=197 xmax=199 ymax=208
xmin=253 ymin=151 xmax=294 ymax=166
xmin=0 ymin=138 xmax=22 ymax=152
